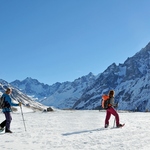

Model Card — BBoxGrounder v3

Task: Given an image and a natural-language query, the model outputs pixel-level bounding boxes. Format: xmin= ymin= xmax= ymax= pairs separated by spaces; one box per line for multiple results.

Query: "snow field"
xmin=0 ymin=109 xmax=150 ymax=150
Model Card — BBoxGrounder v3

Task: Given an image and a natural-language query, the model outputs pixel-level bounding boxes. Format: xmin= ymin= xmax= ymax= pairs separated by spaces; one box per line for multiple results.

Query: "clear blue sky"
xmin=0 ymin=0 xmax=150 ymax=85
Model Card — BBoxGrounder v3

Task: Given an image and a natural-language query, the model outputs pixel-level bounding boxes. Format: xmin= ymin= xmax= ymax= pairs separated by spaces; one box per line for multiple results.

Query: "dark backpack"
xmin=101 ymin=95 xmax=111 ymax=109
xmin=0 ymin=96 xmax=5 ymax=109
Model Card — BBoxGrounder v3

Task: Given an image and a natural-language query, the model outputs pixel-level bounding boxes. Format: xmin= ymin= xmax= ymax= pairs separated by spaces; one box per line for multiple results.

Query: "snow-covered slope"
xmin=41 ymin=73 xmax=96 ymax=109
xmin=0 ymin=80 xmax=48 ymax=112
xmin=0 ymin=110 xmax=150 ymax=150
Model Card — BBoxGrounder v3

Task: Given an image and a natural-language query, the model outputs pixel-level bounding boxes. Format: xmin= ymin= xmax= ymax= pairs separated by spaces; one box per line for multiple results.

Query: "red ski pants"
xmin=105 ymin=107 xmax=120 ymax=127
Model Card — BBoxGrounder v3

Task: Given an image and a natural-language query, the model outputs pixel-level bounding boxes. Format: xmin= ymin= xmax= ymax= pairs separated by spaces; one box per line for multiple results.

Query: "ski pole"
xmin=113 ymin=118 xmax=116 ymax=128
xmin=20 ymin=104 xmax=27 ymax=131
xmin=113 ymin=102 xmax=118 ymax=128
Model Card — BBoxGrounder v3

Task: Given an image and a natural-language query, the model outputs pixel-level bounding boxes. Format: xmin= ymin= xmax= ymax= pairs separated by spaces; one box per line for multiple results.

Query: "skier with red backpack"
xmin=102 ymin=90 xmax=124 ymax=128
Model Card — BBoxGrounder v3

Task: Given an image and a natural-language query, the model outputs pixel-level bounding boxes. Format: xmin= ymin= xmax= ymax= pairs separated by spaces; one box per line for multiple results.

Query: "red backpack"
xmin=101 ymin=95 xmax=111 ymax=109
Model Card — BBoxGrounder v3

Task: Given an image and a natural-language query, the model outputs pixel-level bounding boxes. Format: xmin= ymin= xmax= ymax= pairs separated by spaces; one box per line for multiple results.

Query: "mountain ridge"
xmin=9 ymin=42 xmax=150 ymax=111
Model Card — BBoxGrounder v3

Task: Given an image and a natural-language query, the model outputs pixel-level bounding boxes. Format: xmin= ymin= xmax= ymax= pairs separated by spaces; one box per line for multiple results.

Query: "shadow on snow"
xmin=62 ymin=128 xmax=106 ymax=136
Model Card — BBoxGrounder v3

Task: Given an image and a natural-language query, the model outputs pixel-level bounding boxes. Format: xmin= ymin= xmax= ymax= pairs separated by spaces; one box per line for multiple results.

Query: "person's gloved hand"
xmin=114 ymin=103 xmax=118 ymax=108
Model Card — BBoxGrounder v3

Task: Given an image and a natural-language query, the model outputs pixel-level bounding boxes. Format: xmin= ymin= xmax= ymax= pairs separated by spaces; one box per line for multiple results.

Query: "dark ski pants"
xmin=105 ymin=107 xmax=120 ymax=127
xmin=0 ymin=112 xmax=12 ymax=131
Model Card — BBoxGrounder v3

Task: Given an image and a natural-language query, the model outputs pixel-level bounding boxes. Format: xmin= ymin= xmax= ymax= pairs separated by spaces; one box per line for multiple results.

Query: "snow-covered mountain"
xmin=10 ymin=77 xmax=51 ymax=100
xmin=10 ymin=42 xmax=150 ymax=111
xmin=73 ymin=42 xmax=150 ymax=111
xmin=0 ymin=79 xmax=48 ymax=111
xmin=11 ymin=73 xmax=96 ymax=109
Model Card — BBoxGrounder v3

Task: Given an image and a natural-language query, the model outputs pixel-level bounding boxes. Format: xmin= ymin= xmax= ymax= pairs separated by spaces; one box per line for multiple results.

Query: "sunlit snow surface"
xmin=0 ymin=108 xmax=150 ymax=150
